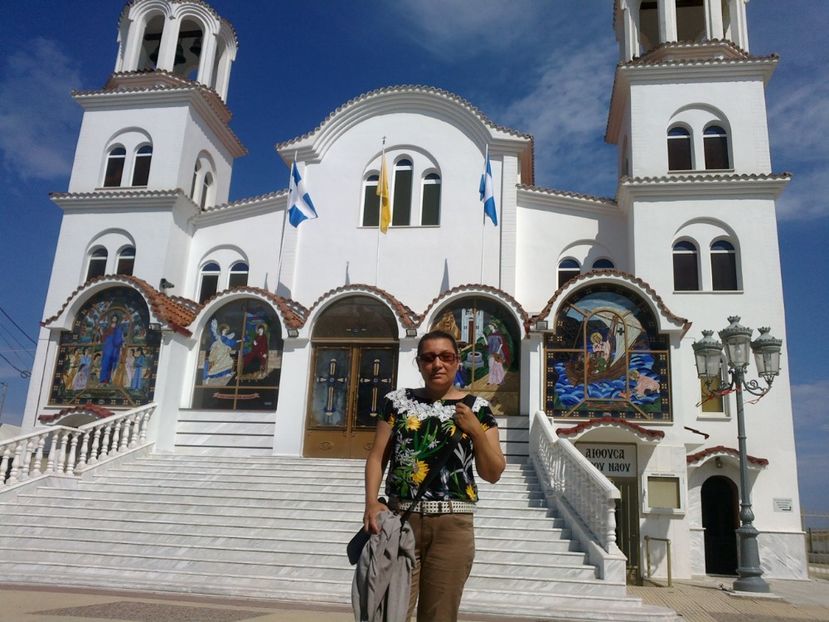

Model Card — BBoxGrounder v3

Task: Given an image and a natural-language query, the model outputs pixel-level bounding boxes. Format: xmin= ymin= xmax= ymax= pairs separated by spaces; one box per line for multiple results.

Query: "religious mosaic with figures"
xmin=544 ymin=285 xmax=671 ymax=421
xmin=192 ymin=299 xmax=282 ymax=411
xmin=50 ymin=287 xmax=161 ymax=408
xmin=430 ymin=296 xmax=520 ymax=416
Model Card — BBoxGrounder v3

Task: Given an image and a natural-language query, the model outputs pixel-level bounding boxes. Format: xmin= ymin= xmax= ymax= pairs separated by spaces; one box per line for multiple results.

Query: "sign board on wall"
xmin=577 ymin=443 xmax=637 ymax=478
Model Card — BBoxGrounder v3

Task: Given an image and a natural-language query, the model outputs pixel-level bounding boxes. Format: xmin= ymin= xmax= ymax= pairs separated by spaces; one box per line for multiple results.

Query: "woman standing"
xmin=363 ymin=330 xmax=506 ymax=621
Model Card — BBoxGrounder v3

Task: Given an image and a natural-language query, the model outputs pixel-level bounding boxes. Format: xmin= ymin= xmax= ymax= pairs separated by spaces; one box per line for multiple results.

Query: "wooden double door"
xmin=304 ymin=343 xmax=397 ymax=458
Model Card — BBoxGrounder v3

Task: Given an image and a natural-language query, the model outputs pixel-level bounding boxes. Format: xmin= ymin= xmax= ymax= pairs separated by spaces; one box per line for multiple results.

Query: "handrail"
xmin=0 ymin=403 xmax=156 ymax=489
xmin=529 ymin=409 xmax=621 ymax=551
xmin=644 ymin=536 xmax=672 ymax=586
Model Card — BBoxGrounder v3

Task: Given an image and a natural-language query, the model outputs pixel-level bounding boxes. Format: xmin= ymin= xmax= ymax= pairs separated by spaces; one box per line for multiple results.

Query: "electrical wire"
xmin=0 ymin=305 xmax=37 ymax=345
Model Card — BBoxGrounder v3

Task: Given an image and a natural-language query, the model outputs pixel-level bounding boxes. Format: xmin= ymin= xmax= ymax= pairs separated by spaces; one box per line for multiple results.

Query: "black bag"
xmin=347 ymin=421 xmax=465 ymax=565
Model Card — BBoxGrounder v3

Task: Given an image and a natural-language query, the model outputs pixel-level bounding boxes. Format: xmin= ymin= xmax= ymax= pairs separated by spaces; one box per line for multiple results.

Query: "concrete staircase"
xmin=0 ymin=453 xmax=677 ymax=620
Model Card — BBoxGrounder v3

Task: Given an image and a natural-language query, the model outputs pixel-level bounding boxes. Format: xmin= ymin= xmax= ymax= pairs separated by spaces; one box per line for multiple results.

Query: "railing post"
xmin=111 ymin=419 xmax=123 ymax=456
xmin=65 ymin=431 xmax=81 ymax=475
xmin=76 ymin=432 xmax=91 ymax=470
xmin=45 ymin=431 xmax=58 ymax=474
xmin=118 ymin=417 xmax=131 ymax=452
xmin=1 ymin=445 xmax=13 ymax=486
xmin=18 ymin=438 xmax=32 ymax=482
xmin=32 ymin=435 xmax=47 ymax=477
xmin=139 ymin=409 xmax=151 ymax=443
xmin=7 ymin=440 xmax=24 ymax=485
xmin=55 ymin=431 xmax=68 ymax=474
xmin=88 ymin=427 xmax=103 ymax=464
xmin=100 ymin=425 xmax=113 ymax=459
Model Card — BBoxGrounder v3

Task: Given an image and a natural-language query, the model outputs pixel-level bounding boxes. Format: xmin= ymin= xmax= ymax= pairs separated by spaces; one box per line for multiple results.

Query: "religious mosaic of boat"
xmin=192 ymin=299 xmax=283 ymax=411
xmin=430 ymin=296 xmax=520 ymax=416
xmin=49 ymin=287 xmax=160 ymax=408
xmin=544 ymin=285 xmax=671 ymax=421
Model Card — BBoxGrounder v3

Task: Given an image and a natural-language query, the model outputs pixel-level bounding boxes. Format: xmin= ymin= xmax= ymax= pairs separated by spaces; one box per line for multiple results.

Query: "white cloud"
xmin=0 ymin=38 xmax=83 ymax=181
xmin=388 ymin=1 xmax=547 ymax=60
xmin=791 ymin=379 xmax=829 ymax=433
xmin=498 ymin=46 xmax=617 ymax=194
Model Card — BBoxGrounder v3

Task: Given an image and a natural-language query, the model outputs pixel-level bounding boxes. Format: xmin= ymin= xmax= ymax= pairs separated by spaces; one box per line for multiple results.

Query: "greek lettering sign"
xmin=577 ymin=443 xmax=637 ymax=478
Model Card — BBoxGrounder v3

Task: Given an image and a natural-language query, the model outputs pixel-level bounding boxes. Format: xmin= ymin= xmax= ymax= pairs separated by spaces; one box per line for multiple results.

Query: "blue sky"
xmin=0 ymin=2 xmax=826 ymax=517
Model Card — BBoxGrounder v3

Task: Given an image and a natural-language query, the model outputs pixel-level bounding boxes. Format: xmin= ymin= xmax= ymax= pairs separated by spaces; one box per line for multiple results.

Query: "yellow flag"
xmin=377 ymin=153 xmax=390 ymax=233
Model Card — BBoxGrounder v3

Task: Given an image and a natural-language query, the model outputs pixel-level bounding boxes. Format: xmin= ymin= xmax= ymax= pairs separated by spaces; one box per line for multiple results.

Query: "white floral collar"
xmin=386 ymin=388 xmax=488 ymax=422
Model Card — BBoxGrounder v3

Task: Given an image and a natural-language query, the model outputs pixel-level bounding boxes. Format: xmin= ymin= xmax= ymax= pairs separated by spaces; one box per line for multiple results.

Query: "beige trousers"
xmin=406 ymin=512 xmax=475 ymax=621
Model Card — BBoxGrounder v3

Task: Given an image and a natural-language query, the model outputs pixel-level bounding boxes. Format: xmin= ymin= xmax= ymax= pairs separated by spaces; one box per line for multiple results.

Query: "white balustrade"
xmin=529 ymin=410 xmax=621 ymax=552
xmin=0 ymin=403 xmax=157 ymax=490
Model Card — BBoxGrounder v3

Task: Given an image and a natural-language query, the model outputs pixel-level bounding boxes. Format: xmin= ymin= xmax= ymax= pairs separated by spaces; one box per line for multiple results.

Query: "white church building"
xmin=7 ymin=0 xmax=806 ymax=608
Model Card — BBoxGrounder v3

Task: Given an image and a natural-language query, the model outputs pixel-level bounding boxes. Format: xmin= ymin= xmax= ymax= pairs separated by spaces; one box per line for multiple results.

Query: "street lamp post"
xmin=692 ymin=316 xmax=782 ymax=594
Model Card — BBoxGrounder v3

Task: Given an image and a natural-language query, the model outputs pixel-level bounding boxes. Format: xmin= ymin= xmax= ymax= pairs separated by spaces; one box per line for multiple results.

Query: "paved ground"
xmin=1 ymin=576 xmax=828 ymax=622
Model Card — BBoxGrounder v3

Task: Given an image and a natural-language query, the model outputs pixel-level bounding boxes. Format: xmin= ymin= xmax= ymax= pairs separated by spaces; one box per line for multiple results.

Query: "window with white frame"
xmin=667 ymin=127 xmax=692 ymax=171
xmin=103 ymin=146 xmax=127 ymax=187
xmin=361 ymin=174 xmax=380 ymax=227
xmin=86 ymin=247 xmax=108 ymax=280
xmin=200 ymin=173 xmax=214 ymax=210
xmin=228 ymin=262 xmax=249 ymax=288
xmin=391 ymin=159 xmax=413 ymax=226
xmin=199 ymin=261 xmax=221 ymax=304
xmin=131 ymin=145 xmax=153 ymax=186
xmin=421 ymin=173 xmax=441 ymax=226
xmin=116 ymin=246 xmax=136 ymax=276
xmin=704 ymin=125 xmax=730 ymax=170
xmin=672 ymin=240 xmax=700 ymax=291
xmin=557 ymin=258 xmax=581 ymax=288
xmin=711 ymin=239 xmax=738 ymax=291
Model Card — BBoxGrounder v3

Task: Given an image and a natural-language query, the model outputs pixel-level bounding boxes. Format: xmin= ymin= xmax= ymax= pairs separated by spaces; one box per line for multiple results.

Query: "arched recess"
xmin=48 ymin=286 xmax=162 ymax=408
xmin=191 ymin=294 xmax=284 ymax=411
xmin=538 ymin=274 xmax=689 ymax=422
xmin=423 ymin=288 xmax=525 ymax=417
xmin=305 ymin=293 xmax=401 ymax=459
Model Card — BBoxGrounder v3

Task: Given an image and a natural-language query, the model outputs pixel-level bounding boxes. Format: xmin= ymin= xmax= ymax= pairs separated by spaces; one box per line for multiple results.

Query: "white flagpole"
xmin=275 ymin=152 xmax=296 ymax=295
xmin=479 ymin=145 xmax=488 ymax=284
xmin=375 ymin=137 xmax=386 ymax=286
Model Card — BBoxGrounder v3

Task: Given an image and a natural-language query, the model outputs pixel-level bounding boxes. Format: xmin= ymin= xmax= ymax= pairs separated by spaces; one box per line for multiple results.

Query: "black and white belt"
xmin=396 ymin=499 xmax=476 ymax=515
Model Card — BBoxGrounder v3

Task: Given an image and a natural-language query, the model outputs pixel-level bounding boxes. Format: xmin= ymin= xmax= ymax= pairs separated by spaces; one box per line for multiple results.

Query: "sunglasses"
xmin=417 ymin=352 xmax=459 ymax=364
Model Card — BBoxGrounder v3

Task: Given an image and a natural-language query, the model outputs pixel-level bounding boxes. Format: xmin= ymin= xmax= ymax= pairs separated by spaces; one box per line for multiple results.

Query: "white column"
xmin=623 ymin=8 xmax=638 ymax=61
xmin=196 ymin=31 xmax=218 ymax=87
xmin=156 ymin=15 xmax=180 ymax=72
xmin=214 ymin=47 xmax=234 ymax=101
xmin=705 ymin=0 xmax=724 ymax=40
xmin=659 ymin=0 xmax=678 ymax=43
xmin=521 ymin=333 xmax=544 ymax=416
xmin=273 ymin=337 xmax=311 ymax=456
xmin=117 ymin=19 xmax=136 ymax=72
xmin=732 ymin=0 xmax=749 ymax=51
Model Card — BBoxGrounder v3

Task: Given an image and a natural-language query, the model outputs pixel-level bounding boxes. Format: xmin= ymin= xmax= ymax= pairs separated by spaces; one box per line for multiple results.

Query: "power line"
xmin=0 ymin=305 xmax=37 ymax=345
xmin=0 ymin=329 xmax=33 ymax=367
xmin=0 ymin=351 xmax=31 ymax=378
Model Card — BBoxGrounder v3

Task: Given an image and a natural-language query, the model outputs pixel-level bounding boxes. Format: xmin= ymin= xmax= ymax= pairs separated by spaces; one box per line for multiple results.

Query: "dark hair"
xmin=417 ymin=330 xmax=460 ymax=357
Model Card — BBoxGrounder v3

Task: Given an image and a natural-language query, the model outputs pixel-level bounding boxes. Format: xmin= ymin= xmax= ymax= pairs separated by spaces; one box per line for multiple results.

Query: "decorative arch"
xmin=304 ymin=284 xmax=417 ymax=339
xmin=421 ymin=285 xmax=527 ymax=416
xmin=47 ymin=284 xmax=164 ymax=408
xmin=191 ymin=292 xmax=287 ymax=411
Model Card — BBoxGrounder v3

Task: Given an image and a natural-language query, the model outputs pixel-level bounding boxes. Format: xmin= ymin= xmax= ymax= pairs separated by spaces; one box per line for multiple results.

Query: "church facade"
xmin=22 ymin=0 xmax=806 ymax=581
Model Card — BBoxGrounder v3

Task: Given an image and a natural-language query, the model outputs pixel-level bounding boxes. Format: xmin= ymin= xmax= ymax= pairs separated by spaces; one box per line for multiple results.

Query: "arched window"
xmin=392 ymin=159 xmax=413 ymax=226
xmin=131 ymin=145 xmax=153 ymax=186
xmin=228 ymin=262 xmax=249 ymax=288
xmin=421 ymin=173 xmax=441 ymax=226
xmin=667 ymin=127 xmax=692 ymax=171
xmin=200 ymin=173 xmax=213 ymax=210
xmin=361 ymin=174 xmax=380 ymax=227
xmin=173 ymin=20 xmax=203 ymax=80
xmin=192 ymin=299 xmax=283 ymax=411
xmin=711 ymin=240 xmax=738 ymax=291
xmin=139 ymin=15 xmax=165 ymax=71
xmin=704 ymin=125 xmax=730 ymax=170
xmin=672 ymin=240 xmax=700 ymax=291
xmin=86 ymin=248 xmax=108 ymax=280
xmin=103 ymin=146 xmax=127 ymax=187
xmin=592 ymin=258 xmax=615 ymax=270
xmin=116 ymin=246 xmax=136 ymax=276
xmin=198 ymin=261 xmax=220 ymax=304
xmin=558 ymin=259 xmax=581 ymax=288
xmin=191 ymin=161 xmax=201 ymax=198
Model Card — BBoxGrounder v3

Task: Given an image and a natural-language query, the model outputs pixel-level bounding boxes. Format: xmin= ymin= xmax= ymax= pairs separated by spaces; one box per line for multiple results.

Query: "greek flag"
xmin=288 ymin=161 xmax=318 ymax=227
xmin=479 ymin=149 xmax=497 ymax=226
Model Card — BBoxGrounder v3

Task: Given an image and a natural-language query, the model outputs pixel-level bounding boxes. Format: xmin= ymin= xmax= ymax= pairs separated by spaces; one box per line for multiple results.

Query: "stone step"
xmin=82 ymin=476 xmax=542 ymax=495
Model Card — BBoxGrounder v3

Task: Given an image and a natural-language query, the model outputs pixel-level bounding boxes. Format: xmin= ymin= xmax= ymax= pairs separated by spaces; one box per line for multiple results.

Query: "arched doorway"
xmin=305 ymin=296 xmax=399 ymax=458
xmin=429 ymin=296 xmax=521 ymax=416
xmin=702 ymin=475 xmax=739 ymax=575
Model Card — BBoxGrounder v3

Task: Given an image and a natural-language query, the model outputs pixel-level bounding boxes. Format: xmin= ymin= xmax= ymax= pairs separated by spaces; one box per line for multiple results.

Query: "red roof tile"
xmin=199 ymin=286 xmax=308 ymax=329
xmin=686 ymin=445 xmax=768 ymax=467
xmin=39 ymin=404 xmax=115 ymax=424
xmin=555 ymin=415 xmax=665 ymax=441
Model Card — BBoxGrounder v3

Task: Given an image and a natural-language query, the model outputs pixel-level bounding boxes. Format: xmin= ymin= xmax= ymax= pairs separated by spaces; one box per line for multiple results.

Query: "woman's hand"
xmin=363 ymin=498 xmax=389 ymax=534
xmin=454 ymin=402 xmax=485 ymax=440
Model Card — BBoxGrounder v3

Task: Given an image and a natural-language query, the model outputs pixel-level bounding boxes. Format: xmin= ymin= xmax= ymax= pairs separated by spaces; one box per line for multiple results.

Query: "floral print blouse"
xmin=382 ymin=388 xmax=498 ymax=503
